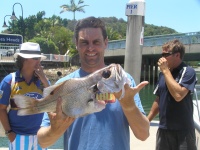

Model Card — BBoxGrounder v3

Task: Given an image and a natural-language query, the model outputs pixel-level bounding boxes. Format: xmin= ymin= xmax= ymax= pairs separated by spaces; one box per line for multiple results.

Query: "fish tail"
xmin=13 ymin=95 xmax=40 ymax=116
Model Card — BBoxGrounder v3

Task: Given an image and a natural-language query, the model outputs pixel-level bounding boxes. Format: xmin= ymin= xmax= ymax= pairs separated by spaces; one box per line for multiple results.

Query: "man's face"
xmin=76 ymin=28 xmax=108 ymax=69
xmin=161 ymin=49 xmax=178 ymax=70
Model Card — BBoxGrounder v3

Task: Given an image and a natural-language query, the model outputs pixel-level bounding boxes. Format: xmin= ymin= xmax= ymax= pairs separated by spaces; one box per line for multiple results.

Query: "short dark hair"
xmin=162 ymin=39 xmax=185 ymax=60
xmin=74 ymin=16 xmax=107 ymax=41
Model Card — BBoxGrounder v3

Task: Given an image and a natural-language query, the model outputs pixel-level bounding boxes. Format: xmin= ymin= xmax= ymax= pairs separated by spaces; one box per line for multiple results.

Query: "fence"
xmin=0 ymin=54 xmax=70 ymax=63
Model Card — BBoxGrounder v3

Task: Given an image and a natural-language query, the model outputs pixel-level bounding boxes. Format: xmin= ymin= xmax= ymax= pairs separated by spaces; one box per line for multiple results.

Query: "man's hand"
xmin=37 ymin=97 xmax=75 ymax=148
xmin=34 ymin=64 xmax=50 ymax=87
xmin=158 ymin=57 xmax=169 ymax=72
xmin=114 ymin=81 xmax=148 ymax=109
xmin=48 ymin=97 xmax=75 ymax=132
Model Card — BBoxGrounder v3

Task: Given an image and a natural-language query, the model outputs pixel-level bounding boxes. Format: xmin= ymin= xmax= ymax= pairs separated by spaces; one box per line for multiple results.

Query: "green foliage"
xmin=101 ymin=17 xmax=127 ymax=39
xmin=60 ymin=0 xmax=89 ymax=21
xmin=49 ymin=26 xmax=74 ymax=55
xmin=29 ymin=37 xmax=59 ymax=54
xmin=106 ymin=27 xmax=122 ymax=40
xmin=144 ymin=24 xmax=178 ymax=36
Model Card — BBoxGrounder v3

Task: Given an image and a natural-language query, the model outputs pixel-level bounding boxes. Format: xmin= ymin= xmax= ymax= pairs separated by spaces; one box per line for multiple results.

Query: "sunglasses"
xmin=32 ymin=57 xmax=41 ymax=60
xmin=161 ymin=52 xmax=174 ymax=58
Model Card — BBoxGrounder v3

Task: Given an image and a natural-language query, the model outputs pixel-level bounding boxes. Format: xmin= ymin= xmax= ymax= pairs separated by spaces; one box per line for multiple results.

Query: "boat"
xmin=193 ymin=84 xmax=200 ymax=150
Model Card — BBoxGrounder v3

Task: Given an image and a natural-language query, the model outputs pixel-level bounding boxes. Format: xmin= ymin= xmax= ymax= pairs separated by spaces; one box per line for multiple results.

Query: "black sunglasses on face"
xmin=32 ymin=57 xmax=41 ymax=60
xmin=161 ymin=52 xmax=174 ymax=58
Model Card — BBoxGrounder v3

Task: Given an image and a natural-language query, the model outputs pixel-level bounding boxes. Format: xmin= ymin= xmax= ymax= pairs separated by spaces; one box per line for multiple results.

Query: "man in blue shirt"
xmin=147 ymin=39 xmax=197 ymax=150
xmin=37 ymin=16 xmax=149 ymax=150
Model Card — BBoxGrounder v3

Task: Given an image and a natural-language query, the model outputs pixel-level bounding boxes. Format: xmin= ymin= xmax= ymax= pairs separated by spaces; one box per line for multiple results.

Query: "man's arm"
xmin=114 ymin=81 xmax=150 ymax=141
xmin=0 ymin=104 xmax=16 ymax=142
xmin=158 ymin=58 xmax=189 ymax=102
xmin=147 ymin=97 xmax=159 ymax=122
xmin=37 ymin=97 xmax=75 ymax=148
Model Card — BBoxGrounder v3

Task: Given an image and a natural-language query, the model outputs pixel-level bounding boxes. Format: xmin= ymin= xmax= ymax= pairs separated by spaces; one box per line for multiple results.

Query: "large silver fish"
xmin=13 ymin=64 xmax=130 ymax=118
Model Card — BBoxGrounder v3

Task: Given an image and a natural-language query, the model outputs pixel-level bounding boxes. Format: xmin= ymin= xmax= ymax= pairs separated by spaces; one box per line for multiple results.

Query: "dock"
xmin=130 ymin=121 xmax=158 ymax=150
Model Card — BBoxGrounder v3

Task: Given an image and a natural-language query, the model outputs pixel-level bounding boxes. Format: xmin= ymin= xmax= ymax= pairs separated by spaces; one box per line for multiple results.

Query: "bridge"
xmin=104 ymin=31 xmax=200 ymax=64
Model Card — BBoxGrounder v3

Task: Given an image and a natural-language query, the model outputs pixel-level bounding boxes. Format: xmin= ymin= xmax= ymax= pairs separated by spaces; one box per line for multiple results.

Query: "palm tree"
xmin=60 ymin=0 xmax=89 ymax=21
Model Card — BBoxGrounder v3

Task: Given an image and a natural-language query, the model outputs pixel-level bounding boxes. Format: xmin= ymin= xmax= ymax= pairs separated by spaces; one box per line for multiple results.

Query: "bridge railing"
xmin=107 ymin=31 xmax=200 ymax=50
xmin=0 ymin=54 xmax=70 ymax=63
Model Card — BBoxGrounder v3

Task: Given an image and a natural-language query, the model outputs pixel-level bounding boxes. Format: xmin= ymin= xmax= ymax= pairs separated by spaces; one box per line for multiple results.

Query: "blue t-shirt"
xmin=154 ymin=62 xmax=196 ymax=130
xmin=0 ymin=70 xmax=45 ymax=135
xmin=41 ymin=68 xmax=145 ymax=150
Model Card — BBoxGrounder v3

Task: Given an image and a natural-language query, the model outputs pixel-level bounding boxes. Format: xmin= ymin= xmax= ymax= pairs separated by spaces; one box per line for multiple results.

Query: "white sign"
xmin=140 ymin=27 xmax=144 ymax=45
xmin=125 ymin=1 xmax=145 ymax=16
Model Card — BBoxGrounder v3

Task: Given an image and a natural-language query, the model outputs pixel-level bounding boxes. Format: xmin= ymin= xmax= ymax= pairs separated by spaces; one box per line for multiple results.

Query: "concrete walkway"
xmin=130 ymin=121 xmax=158 ymax=150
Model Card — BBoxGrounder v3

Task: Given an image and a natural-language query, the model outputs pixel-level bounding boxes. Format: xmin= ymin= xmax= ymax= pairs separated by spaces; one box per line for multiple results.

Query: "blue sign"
xmin=0 ymin=34 xmax=23 ymax=44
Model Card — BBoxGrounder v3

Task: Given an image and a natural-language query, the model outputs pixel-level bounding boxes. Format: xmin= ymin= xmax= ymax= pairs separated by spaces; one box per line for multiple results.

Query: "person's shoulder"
xmin=1 ymin=73 xmax=12 ymax=84
xmin=124 ymin=71 xmax=136 ymax=86
xmin=185 ymin=65 xmax=196 ymax=74
xmin=125 ymin=72 xmax=133 ymax=79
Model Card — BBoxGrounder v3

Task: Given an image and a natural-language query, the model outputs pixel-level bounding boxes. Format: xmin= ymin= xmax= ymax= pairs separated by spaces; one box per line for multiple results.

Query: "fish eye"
xmin=102 ymin=70 xmax=111 ymax=78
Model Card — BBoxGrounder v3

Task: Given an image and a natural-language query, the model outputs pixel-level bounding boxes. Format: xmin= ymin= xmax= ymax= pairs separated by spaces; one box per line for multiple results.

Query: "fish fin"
xmin=17 ymin=108 xmax=40 ymax=116
xmin=43 ymin=81 xmax=64 ymax=97
xmin=13 ymin=95 xmax=36 ymax=108
xmin=13 ymin=95 xmax=41 ymax=116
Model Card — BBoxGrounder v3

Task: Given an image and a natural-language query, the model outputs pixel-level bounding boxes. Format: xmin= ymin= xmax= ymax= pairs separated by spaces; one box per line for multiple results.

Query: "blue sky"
xmin=1 ymin=0 xmax=200 ymax=33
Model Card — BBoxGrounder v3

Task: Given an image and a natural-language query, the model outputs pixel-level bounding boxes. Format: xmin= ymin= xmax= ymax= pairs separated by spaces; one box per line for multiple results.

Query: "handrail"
xmin=193 ymin=88 xmax=200 ymax=122
xmin=0 ymin=54 xmax=70 ymax=63
xmin=107 ymin=31 xmax=200 ymax=50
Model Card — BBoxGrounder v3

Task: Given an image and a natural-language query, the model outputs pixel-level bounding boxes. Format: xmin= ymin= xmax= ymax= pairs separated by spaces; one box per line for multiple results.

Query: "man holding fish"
xmin=37 ymin=16 xmax=150 ymax=150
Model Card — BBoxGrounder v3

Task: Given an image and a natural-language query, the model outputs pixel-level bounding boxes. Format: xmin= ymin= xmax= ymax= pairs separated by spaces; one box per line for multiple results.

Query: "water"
xmin=1 ymin=70 xmax=199 ymax=148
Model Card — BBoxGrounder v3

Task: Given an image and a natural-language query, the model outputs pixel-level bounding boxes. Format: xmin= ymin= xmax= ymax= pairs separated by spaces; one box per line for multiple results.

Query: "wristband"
xmin=5 ymin=130 xmax=13 ymax=136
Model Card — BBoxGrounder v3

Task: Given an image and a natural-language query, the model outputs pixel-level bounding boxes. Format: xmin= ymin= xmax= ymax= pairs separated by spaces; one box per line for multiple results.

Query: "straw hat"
xmin=14 ymin=42 xmax=46 ymax=60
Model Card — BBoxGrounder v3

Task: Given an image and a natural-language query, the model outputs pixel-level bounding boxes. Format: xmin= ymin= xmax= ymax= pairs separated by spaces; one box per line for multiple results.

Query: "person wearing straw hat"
xmin=0 ymin=42 xmax=49 ymax=150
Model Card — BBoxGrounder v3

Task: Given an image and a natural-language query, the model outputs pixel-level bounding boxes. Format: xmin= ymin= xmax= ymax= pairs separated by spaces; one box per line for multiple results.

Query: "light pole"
xmin=10 ymin=2 xmax=24 ymax=42
xmin=2 ymin=15 xmax=11 ymax=27
xmin=124 ymin=0 xmax=145 ymax=84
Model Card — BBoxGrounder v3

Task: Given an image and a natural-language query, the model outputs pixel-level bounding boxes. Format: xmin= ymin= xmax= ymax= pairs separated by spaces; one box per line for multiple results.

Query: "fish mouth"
xmin=95 ymin=93 xmax=116 ymax=104
xmin=91 ymin=84 xmax=116 ymax=104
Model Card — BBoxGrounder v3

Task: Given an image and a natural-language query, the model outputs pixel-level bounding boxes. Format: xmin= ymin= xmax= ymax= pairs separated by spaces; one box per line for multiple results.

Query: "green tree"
xmin=5 ymin=11 xmax=46 ymax=41
xmin=29 ymin=37 xmax=59 ymax=54
xmin=106 ymin=27 xmax=121 ymax=40
xmin=60 ymin=0 xmax=89 ymax=21
xmin=49 ymin=26 xmax=75 ymax=55
xmin=47 ymin=15 xmax=63 ymax=27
